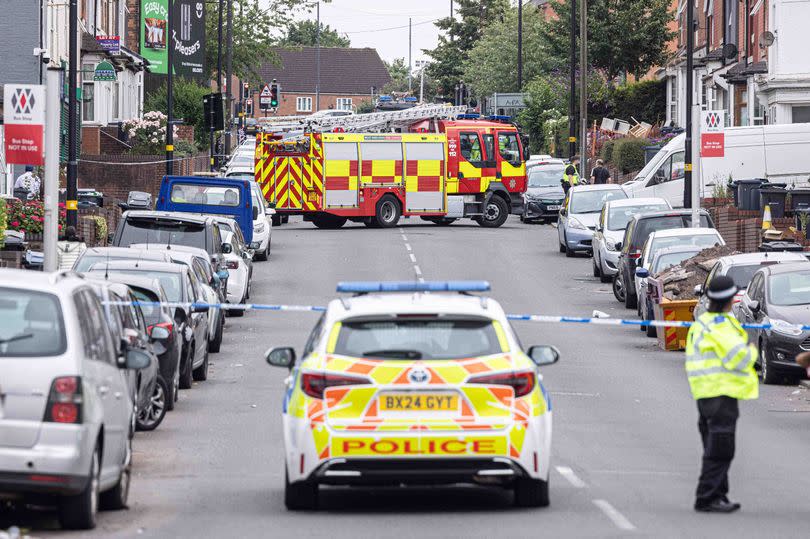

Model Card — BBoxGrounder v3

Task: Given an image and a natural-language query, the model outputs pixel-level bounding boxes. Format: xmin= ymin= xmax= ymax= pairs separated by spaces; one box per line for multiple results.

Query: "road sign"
xmin=700 ymin=110 xmax=725 ymax=158
xmin=3 ymin=84 xmax=45 ymax=166
xmin=260 ymin=84 xmax=272 ymax=111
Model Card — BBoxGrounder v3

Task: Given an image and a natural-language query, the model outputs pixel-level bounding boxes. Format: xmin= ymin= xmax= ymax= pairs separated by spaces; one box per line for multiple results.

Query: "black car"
xmin=734 ymin=263 xmax=810 ymax=384
xmin=521 ymin=163 xmax=566 ymax=223
xmin=614 ymin=209 xmax=714 ymax=309
xmin=86 ymin=260 xmax=211 ymax=390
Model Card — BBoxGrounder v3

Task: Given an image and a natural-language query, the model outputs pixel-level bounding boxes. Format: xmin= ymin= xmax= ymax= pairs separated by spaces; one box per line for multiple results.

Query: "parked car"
xmin=521 ymin=162 xmax=566 ymax=223
xmin=592 ymin=197 xmax=670 ymax=283
xmin=112 ymin=210 xmax=228 ymax=272
xmin=86 ymin=260 xmax=211 ymax=389
xmin=220 ymin=229 xmax=251 ymax=315
xmin=558 ymin=184 xmax=627 ymax=257
xmin=694 ymin=252 xmax=810 ymax=319
xmin=734 ymin=263 xmax=810 ymax=384
xmin=72 ymin=246 xmax=173 ymax=272
xmin=213 ymin=216 xmax=254 ymax=285
xmin=249 ymin=180 xmax=274 ymax=259
xmin=86 ymin=278 xmax=167 ymax=432
xmin=614 ymin=209 xmax=715 ymax=309
xmin=0 ymin=269 xmax=151 ymax=529
xmin=96 ymin=273 xmax=183 ymax=409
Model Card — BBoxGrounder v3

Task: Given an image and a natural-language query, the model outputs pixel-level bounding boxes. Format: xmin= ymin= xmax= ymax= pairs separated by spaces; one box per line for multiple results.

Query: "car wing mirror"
xmin=527 ymin=345 xmax=560 ymax=366
xmin=635 ymin=267 xmax=649 ymax=278
xmin=614 ymin=241 xmax=623 ymax=251
xmin=265 ymin=346 xmax=296 ymax=369
xmin=221 ymin=242 xmax=233 ymax=254
xmin=749 ymin=300 xmax=760 ymax=313
xmin=125 ymin=348 xmax=151 ymax=370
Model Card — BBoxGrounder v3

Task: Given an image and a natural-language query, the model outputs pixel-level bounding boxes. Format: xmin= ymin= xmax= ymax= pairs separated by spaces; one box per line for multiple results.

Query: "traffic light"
xmin=242 ymin=82 xmax=249 ymax=101
xmin=245 ymin=98 xmax=253 ymax=116
xmin=270 ymin=79 xmax=280 ymax=109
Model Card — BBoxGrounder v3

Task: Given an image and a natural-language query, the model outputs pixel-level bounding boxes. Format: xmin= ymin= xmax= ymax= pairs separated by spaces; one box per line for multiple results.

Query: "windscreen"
xmin=608 ymin=204 xmax=669 ymax=231
xmin=333 ymin=318 xmax=503 ymax=360
xmin=653 ymin=251 xmax=699 ymax=274
xmin=570 ymin=189 xmax=627 ymax=214
xmin=726 ymin=264 xmax=769 ymax=289
xmin=171 ymin=184 xmax=241 ymax=206
xmin=651 ymin=233 xmax=722 ymax=253
xmin=131 ymin=288 xmax=162 ymax=325
xmin=630 ymin=214 xmax=711 ymax=251
xmin=119 ymin=219 xmax=206 ymax=251
xmin=89 ymin=269 xmax=183 ymax=302
xmin=528 ymin=166 xmax=565 ymax=187
xmin=0 ymin=289 xmax=66 ymax=357
xmin=769 ymin=271 xmax=810 ymax=306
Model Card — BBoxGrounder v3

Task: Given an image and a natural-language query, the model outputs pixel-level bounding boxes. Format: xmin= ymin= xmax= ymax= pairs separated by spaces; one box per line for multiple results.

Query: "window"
xmin=792 ymin=106 xmax=810 ymax=124
xmin=79 ymin=290 xmax=114 ymax=364
xmin=81 ymin=63 xmax=95 ymax=122
xmin=336 ymin=98 xmax=353 ymax=111
xmin=482 ymin=134 xmax=495 ymax=161
xmin=459 ymin=133 xmax=483 ymax=162
xmin=118 ymin=218 xmax=207 ymax=250
xmin=497 ymin=132 xmax=521 ymax=164
xmin=303 ymin=314 xmax=325 ymax=357
xmin=296 ymin=96 xmax=312 ymax=112
xmin=111 ymin=82 xmax=120 ymax=120
xmin=0 ymin=289 xmax=66 ymax=357
xmin=170 ymin=184 xmax=241 ymax=206
xmin=768 ymin=271 xmax=810 ymax=306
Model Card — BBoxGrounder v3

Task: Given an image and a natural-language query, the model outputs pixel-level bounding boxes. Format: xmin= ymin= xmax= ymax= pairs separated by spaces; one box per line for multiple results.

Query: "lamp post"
xmin=166 ymin=0 xmax=174 ymax=177
xmin=66 ymin=0 xmax=78 ymax=228
xmin=568 ymin=0 xmax=577 ymax=159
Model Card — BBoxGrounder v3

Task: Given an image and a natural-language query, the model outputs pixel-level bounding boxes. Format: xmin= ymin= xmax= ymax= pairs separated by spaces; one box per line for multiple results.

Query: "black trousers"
xmin=695 ymin=396 xmax=739 ymax=507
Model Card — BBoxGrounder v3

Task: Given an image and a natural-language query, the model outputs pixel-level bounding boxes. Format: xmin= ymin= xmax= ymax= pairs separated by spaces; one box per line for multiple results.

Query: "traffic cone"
xmin=762 ymin=204 xmax=772 ymax=230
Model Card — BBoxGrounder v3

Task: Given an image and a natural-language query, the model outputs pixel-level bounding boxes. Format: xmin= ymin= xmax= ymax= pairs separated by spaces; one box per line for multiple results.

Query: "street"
xmin=5 ymin=217 xmax=810 ymax=538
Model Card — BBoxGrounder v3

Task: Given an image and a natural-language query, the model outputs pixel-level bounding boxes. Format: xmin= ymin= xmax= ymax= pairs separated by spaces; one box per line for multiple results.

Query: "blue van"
xmin=155 ymin=176 xmax=254 ymax=244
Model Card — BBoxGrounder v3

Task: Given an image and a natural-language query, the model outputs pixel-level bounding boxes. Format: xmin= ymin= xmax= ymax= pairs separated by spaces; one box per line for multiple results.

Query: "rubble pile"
xmin=653 ymin=245 xmax=739 ymax=300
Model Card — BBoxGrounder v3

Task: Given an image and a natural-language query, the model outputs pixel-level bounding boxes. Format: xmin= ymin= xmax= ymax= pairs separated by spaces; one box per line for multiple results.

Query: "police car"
xmin=265 ymin=281 xmax=559 ymax=510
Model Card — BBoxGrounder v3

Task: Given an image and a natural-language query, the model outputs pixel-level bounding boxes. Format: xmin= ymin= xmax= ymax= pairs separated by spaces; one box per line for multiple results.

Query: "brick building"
xmin=249 ymin=47 xmax=391 ymax=117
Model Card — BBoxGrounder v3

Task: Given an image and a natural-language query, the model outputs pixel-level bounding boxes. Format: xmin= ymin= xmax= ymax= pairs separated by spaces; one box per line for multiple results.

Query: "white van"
xmin=622 ymin=123 xmax=810 ymax=207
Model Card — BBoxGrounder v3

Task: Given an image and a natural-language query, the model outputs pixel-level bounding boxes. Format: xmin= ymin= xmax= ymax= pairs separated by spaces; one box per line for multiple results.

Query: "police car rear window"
xmin=332 ymin=318 xmax=503 ymax=360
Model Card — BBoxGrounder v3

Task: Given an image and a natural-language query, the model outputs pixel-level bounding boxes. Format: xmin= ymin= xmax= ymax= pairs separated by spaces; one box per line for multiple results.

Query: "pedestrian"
xmin=56 ymin=226 xmax=87 ymax=271
xmin=590 ymin=159 xmax=611 ymax=184
xmin=561 ymin=155 xmax=580 ymax=193
xmin=13 ymin=165 xmax=41 ymax=200
xmin=685 ymin=275 xmax=758 ymax=513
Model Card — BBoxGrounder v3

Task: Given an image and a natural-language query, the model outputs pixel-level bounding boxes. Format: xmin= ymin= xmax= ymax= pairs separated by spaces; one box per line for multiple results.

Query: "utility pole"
xmin=579 ymin=0 xmax=588 ymax=173
xmin=217 ymin=0 xmax=223 ymax=92
xmin=166 ymin=0 xmax=174 ymax=177
xmin=517 ymin=0 xmax=523 ymax=89
xmin=66 ymin=0 xmax=78 ymax=229
xmin=225 ymin=0 xmax=233 ymax=155
xmin=408 ymin=18 xmax=413 ymax=93
xmin=684 ymin=0 xmax=694 ymax=209
xmin=315 ymin=1 xmax=321 ymax=112
xmin=568 ymin=0 xmax=577 ymax=159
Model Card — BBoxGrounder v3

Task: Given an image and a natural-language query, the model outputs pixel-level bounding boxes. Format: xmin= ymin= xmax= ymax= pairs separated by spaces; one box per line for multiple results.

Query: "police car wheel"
xmin=375 ymin=196 xmax=401 ymax=228
xmin=284 ymin=468 xmax=318 ymax=510
xmin=514 ymin=477 xmax=549 ymax=508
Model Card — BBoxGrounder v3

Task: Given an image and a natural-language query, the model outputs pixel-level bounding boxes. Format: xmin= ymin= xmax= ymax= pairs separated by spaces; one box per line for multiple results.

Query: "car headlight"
xmin=605 ymin=239 xmax=617 ymax=251
xmin=253 ymin=221 xmax=266 ymax=233
xmin=568 ymin=217 xmax=587 ymax=230
xmin=770 ymin=318 xmax=804 ymax=336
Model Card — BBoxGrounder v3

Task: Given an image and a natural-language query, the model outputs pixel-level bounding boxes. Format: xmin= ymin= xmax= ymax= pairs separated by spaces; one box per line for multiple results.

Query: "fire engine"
xmin=254 ymin=105 xmax=528 ymax=229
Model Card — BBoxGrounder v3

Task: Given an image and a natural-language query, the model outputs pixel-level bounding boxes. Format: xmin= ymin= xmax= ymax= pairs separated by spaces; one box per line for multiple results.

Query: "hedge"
xmin=612 ymin=137 xmax=651 ymax=173
xmin=600 ymin=139 xmax=616 ymax=164
xmin=0 ymin=198 xmax=7 ymax=249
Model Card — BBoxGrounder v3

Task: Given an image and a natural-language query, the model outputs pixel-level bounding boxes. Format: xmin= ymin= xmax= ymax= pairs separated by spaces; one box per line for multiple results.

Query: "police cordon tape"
xmin=104 ymin=301 xmax=799 ymax=332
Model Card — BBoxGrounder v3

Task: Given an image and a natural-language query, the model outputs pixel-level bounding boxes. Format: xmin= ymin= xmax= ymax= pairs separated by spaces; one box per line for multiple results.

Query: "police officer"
xmin=685 ymin=275 xmax=758 ymax=513
xmin=561 ymin=156 xmax=580 ymax=193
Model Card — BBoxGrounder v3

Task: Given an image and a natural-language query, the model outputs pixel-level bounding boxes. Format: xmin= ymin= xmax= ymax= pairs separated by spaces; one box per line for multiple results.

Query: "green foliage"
xmin=84 ymin=215 xmax=108 ymax=246
xmin=425 ymin=0 xmax=509 ymax=98
xmin=145 ymin=78 xmax=209 ymax=148
xmin=538 ymin=0 xmax=675 ymax=81
xmin=5 ymin=199 xmax=66 ymax=236
xmin=384 ymin=58 xmax=410 ymax=93
xmin=600 ymin=139 xmax=616 ymax=163
xmin=609 ymin=79 xmax=667 ymax=124
xmin=0 ymin=198 xmax=6 ymax=249
xmin=356 ymin=100 xmax=374 ymax=114
xmin=612 ymin=137 xmax=651 ymax=173
xmin=121 ymin=111 xmax=177 ymax=155
xmin=279 ymin=20 xmax=350 ymax=47
xmin=173 ymin=139 xmax=199 ymax=157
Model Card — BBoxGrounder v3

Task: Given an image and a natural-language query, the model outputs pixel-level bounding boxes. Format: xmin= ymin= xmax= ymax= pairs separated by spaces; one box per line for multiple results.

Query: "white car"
xmin=592 ymin=197 xmax=670 ymax=282
xmin=249 ymin=181 xmax=274 ymax=260
xmin=221 ymin=230 xmax=251 ymax=315
xmin=264 ymin=281 xmax=560 ymax=510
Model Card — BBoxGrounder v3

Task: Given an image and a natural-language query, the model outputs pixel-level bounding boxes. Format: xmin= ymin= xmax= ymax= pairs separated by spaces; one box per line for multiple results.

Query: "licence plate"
xmin=379 ymin=393 xmax=459 ymax=412
xmin=547 ymin=205 xmax=561 ymax=211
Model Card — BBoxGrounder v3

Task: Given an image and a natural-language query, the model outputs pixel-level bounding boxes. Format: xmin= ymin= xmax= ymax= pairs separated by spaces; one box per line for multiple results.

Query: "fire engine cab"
xmin=254 ymin=105 xmax=528 ymax=229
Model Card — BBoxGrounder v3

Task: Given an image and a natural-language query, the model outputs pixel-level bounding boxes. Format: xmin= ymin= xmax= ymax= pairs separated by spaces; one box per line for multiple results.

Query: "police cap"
xmin=706 ymin=275 xmax=738 ymax=301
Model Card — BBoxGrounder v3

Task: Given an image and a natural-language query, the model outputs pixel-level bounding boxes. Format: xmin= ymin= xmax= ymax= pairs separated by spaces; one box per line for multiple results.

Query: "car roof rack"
xmin=336 ymin=281 xmax=491 ymax=295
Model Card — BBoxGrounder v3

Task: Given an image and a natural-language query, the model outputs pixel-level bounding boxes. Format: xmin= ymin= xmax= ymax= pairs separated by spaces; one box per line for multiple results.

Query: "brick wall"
xmin=81 ymin=126 xmax=101 ymax=154
xmin=707 ymin=205 xmax=808 ymax=253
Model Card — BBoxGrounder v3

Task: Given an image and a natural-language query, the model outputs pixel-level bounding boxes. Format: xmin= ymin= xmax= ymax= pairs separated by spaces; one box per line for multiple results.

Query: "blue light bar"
xmin=487 ymin=115 xmax=512 ymax=122
xmin=336 ymin=281 xmax=491 ymax=293
xmin=457 ymin=113 xmax=481 ymax=120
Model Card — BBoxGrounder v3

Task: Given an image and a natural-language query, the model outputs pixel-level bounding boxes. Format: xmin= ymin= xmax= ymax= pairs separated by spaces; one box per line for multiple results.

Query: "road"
xmin=5 ymin=217 xmax=810 ymax=537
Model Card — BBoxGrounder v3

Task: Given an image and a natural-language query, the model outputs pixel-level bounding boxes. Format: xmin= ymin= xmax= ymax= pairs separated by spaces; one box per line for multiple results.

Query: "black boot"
xmin=695 ymin=498 xmax=741 ymax=513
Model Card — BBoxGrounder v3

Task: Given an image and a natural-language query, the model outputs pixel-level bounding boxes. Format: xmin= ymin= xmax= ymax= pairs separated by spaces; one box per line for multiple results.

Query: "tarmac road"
xmin=5 ymin=216 xmax=810 ymax=538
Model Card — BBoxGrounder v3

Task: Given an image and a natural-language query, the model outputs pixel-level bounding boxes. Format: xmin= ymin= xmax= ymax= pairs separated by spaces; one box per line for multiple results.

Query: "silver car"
xmin=0 ymin=269 xmax=151 ymax=529
xmin=592 ymin=197 xmax=670 ymax=282
xmin=558 ymin=184 xmax=627 ymax=257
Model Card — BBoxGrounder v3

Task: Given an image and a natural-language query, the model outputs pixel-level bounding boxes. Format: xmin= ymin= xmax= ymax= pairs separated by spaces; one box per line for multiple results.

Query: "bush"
xmin=600 ymin=139 xmax=616 ymax=164
xmin=144 ymin=78 xmax=209 ymax=148
xmin=609 ymin=80 xmax=667 ymax=125
xmin=84 ymin=215 xmax=108 ymax=245
xmin=174 ymin=138 xmax=199 ymax=157
xmin=122 ymin=111 xmax=178 ymax=155
xmin=0 ymin=198 xmax=6 ymax=249
xmin=5 ymin=199 xmax=66 ymax=236
xmin=612 ymin=137 xmax=651 ymax=173
xmin=356 ymin=100 xmax=374 ymax=114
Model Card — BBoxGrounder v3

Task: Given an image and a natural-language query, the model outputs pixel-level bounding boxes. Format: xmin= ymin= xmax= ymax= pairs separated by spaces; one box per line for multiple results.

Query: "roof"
xmin=606 ymin=197 xmax=669 ymax=208
xmin=82 ymin=246 xmax=172 ymax=262
xmin=131 ymin=243 xmax=211 ymax=262
xmin=328 ymin=293 xmax=506 ymax=322
xmin=633 ymin=208 xmax=710 ymax=220
xmin=86 ymin=260 xmax=187 ymax=274
xmin=650 ymin=227 xmax=720 ymax=238
xmin=718 ymin=252 xmax=808 ymax=267
xmin=758 ymin=261 xmax=810 ymax=276
xmin=258 ymin=47 xmax=391 ymax=95
xmin=570 ymin=184 xmax=625 ymax=193
xmin=0 ymin=269 xmax=87 ymax=292
xmin=123 ymin=210 xmax=212 ymax=224
xmin=91 ymin=273 xmax=167 ymax=298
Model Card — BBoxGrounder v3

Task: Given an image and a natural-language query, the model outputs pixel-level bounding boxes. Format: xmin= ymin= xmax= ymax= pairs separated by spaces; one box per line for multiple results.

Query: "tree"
xmin=383 ymin=58 xmax=410 ymax=93
xmin=205 ymin=0 xmax=312 ymax=83
xmin=144 ymin=78 xmax=210 ymax=148
xmin=424 ymin=0 xmax=509 ymax=98
xmin=279 ymin=20 xmax=350 ymax=48
xmin=538 ymin=0 xmax=675 ymax=81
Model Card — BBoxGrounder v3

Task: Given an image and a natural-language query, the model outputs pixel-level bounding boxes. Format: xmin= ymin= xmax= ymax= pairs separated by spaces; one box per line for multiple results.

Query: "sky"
xmin=267 ymin=0 xmax=453 ymax=63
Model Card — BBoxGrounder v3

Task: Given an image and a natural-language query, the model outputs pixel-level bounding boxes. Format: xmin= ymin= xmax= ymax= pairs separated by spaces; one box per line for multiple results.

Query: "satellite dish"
xmin=759 ymin=31 xmax=776 ymax=48
xmin=723 ymin=43 xmax=738 ymax=60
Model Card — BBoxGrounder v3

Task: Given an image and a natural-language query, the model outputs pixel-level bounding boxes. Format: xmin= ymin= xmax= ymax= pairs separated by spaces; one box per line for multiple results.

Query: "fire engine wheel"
xmin=477 ymin=196 xmax=509 ymax=228
xmin=375 ymin=196 xmax=401 ymax=228
xmin=311 ymin=213 xmax=347 ymax=229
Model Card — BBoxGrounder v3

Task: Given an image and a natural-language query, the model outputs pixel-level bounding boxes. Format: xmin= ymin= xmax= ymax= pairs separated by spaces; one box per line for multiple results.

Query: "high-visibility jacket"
xmin=685 ymin=312 xmax=758 ymax=401
xmin=563 ymin=165 xmax=579 ymax=186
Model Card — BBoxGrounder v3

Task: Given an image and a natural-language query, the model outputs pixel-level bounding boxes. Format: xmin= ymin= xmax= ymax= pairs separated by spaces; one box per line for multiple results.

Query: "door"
xmin=456 ymin=132 xmax=487 ymax=193
xmin=323 ymin=142 xmax=359 ymax=208
xmin=496 ymin=130 xmax=526 ymax=192
xmin=404 ymin=141 xmax=445 ymax=213
xmin=739 ymin=273 xmax=765 ymax=342
xmin=644 ymin=151 xmax=685 ymax=206
xmin=186 ymin=271 xmax=208 ymax=366
xmin=272 ymin=156 xmax=305 ymax=210
xmin=558 ymin=192 xmax=571 ymax=245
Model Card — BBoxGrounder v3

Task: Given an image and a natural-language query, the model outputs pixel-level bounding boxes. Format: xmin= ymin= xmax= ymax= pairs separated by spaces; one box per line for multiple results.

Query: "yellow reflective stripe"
xmin=722 ymin=342 xmax=749 ymax=371
xmin=492 ymin=320 xmax=509 ymax=353
xmin=326 ymin=322 xmax=342 ymax=353
xmin=687 ymin=367 xmax=750 ymax=378
xmin=685 ymin=357 xmax=722 ymax=371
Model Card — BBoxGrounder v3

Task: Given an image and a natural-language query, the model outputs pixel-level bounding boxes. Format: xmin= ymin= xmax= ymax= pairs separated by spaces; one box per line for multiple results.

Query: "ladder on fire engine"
xmin=258 ymin=104 xmax=468 ymax=134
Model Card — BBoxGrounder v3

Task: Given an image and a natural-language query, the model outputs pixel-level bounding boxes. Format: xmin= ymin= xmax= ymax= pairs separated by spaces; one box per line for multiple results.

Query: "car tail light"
xmin=301 ymin=373 xmax=371 ymax=399
xmin=44 ymin=376 xmax=83 ymax=424
xmin=629 ymin=250 xmax=642 ymax=260
xmin=468 ymin=371 xmax=536 ymax=398
xmin=147 ymin=321 xmax=174 ymax=337
xmin=226 ymin=260 xmax=239 ymax=270
xmin=733 ymin=291 xmax=744 ymax=304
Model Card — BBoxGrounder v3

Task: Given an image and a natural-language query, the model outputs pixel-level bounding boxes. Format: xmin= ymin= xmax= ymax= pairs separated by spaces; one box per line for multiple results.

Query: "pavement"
xmin=4 ymin=216 xmax=810 ymax=538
